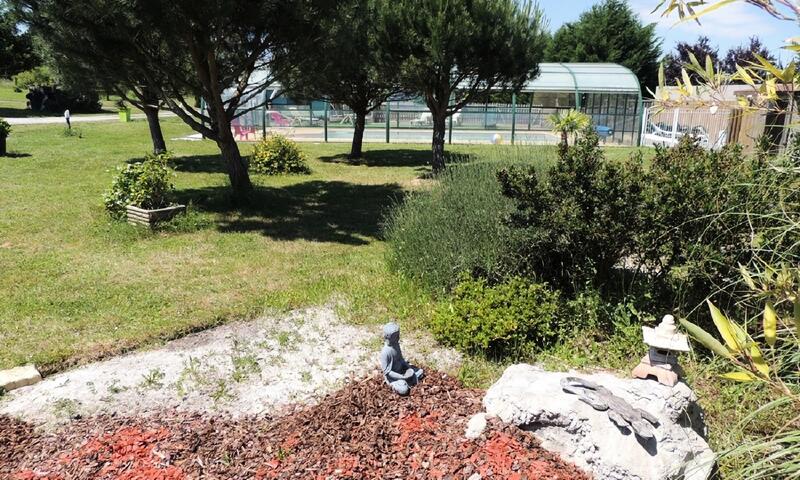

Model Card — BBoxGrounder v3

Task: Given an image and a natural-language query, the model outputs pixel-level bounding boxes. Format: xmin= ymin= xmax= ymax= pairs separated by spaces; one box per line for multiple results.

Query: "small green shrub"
xmin=62 ymin=126 xmax=82 ymax=138
xmin=251 ymin=134 xmax=311 ymax=175
xmin=104 ymin=152 xmax=176 ymax=218
xmin=430 ymin=277 xmax=562 ymax=358
xmin=0 ymin=119 xmax=10 ymax=139
xmin=384 ymin=159 xmax=533 ymax=292
xmin=12 ymin=67 xmax=55 ymax=90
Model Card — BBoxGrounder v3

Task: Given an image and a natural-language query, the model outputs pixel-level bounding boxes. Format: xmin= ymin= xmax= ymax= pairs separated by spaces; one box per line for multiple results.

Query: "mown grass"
xmin=0 ymin=117 xmax=650 ymax=372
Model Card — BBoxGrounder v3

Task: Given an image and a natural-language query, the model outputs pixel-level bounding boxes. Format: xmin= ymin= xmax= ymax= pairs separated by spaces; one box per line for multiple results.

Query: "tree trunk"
xmin=216 ymin=123 xmax=252 ymax=200
xmin=0 ymin=136 xmax=6 ymax=156
xmin=349 ymin=111 xmax=366 ymax=159
xmin=143 ymin=106 xmax=167 ymax=154
xmin=431 ymin=112 xmax=448 ymax=173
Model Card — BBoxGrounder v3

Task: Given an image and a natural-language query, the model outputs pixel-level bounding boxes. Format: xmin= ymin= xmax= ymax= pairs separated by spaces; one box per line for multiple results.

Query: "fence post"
xmin=448 ymin=114 xmax=453 ymax=144
xmin=324 ymin=101 xmax=329 ymax=143
xmin=261 ymin=102 xmax=267 ymax=140
xmin=511 ymin=92 xmax=517 ymax=145
xmin=671 ymin=108 xmax=680 ymax=140
xmin=385 ymin=102 xmax=391 ymax=143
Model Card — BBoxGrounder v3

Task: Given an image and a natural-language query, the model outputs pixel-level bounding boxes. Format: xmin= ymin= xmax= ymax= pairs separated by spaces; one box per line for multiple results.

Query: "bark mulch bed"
xmin=1 ymin=371 xmax=589 ymax=479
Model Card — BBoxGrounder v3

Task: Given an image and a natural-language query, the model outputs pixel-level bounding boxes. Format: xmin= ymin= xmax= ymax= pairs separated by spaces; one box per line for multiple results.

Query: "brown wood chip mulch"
xmin=0 ymin=371 xmax=589 ymax=480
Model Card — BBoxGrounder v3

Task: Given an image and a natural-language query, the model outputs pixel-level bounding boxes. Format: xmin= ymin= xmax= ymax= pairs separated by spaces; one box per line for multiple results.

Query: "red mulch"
xmin=1 ymin=372 xmax=589 ymax=479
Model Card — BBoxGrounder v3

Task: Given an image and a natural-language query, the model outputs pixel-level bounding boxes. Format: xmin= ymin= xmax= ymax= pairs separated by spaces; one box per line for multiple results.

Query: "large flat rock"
xmin=0 ymin=365 xmax=42 ymax=392
xmin=483 ymin=364 xmax=714 ymax=480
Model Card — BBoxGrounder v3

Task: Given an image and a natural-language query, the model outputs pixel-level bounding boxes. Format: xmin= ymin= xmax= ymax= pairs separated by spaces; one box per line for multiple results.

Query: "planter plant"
xmin=0 ymin=119 xmax=10 ymax=156
xmin=104 ymin=152 xmax=185 ymax=227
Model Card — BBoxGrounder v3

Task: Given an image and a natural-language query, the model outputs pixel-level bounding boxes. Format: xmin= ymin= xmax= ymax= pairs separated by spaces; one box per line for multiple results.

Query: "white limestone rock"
xmin=483 ymin=364 xmax=714 ymax=480
xmin=465 ymin=412 xmax=488 ymax=439
xmin=0 ymin=365 xmax=42 ymax=392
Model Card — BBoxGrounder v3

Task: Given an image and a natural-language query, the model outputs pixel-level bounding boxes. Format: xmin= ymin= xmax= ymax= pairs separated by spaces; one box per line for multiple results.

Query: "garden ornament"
xmin=379 ymin=322 xmax=424 ymax=396
xmin=561 ymin=376 xmax=660 ymax=441
xmin=631 ymin=315 xmax=690 ymax=387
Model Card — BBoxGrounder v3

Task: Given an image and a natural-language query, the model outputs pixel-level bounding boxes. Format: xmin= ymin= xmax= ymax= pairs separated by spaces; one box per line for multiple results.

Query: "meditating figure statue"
xmin=380 ymin=322 xmax=424 ymax=396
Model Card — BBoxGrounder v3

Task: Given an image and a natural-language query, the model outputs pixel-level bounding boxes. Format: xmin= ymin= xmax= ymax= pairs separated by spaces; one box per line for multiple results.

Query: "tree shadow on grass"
xmin=1 ymin=152 xmax=32 ymax=158
xmin=175 ymin=180 xmax=405 ymax=245
xmin=169 ymin=154 xmax=229 ymax=174
xmin=318 ymin=149 xmax=475 ymax=168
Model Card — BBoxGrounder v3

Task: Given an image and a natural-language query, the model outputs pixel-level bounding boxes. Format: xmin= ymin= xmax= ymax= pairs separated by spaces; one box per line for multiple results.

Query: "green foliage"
xmin=384 ymin=160 xmax=522 ymax=291
xmin=786 ymin=130 xmax=800 ymax=164
xmin=430 ymin=277 xmax=562 ymax=358
xmin=544 ymin=293 xmax=650 ymax=370
xmin=0 ymin=6 xmax=39 ymax=78
xmin=11 ymin=66 xmax=54 ymax=90
xmin=273 ymin=0 xmax=400 ymax=159
xmin=635 ymin=136 xmax=798 ymax=308
xmin=681 ymin=273 xmax=800 ymax=480
xmin=548 ymin=109 xmax=590 ymax=146
xmin=753 ymin=133 xmax=775 ymax=162
xmin=61 ymin=126 xmax=82 ymax=138
xmin=662 ymin=36 xmax=720 ymax=84
xmin=376 ymin=0 xmax=548 ymax=169
xmin=250 ymin=134 xmax=311 ymax=175
xmin=545 ymin=0 xmax=661 ymax=90
xmin=0 ymin=118 xmax=10 ymax=138
xmin=103 ymin=152 xmax=175 ymax=218
xmin=497 ymin=127 xmax=644 ymax=292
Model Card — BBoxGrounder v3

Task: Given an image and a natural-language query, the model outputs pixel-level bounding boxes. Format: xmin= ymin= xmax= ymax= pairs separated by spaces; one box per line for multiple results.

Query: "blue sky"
xmin=538 ymin=0 xmax=799 ymax=62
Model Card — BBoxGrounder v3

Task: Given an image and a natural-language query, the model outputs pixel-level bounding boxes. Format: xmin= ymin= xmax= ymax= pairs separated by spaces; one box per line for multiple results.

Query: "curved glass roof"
xmin=248 ymin=62 xmax=641 ymax=105
xmin=520 ymin=63 xmax=641 ymax=93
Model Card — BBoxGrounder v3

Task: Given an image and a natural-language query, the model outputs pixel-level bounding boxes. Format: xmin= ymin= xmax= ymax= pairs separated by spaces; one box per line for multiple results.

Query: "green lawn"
xmin=0 ymin=118 xmax=648 ymax=372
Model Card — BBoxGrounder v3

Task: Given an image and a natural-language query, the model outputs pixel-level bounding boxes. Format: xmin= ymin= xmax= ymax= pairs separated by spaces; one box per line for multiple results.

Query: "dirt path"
xmin=0 ymin=306 xmax=460 ymax=426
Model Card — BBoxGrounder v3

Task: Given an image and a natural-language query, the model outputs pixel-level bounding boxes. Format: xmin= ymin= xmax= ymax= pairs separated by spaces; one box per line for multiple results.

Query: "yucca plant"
xmin=548 ymin=109 xmax=590 ymax=147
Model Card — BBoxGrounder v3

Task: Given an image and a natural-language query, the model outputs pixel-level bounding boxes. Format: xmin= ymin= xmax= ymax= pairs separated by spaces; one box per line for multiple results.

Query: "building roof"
xmin=520 ymin=63 xmax=641 ymax=94
xmin=237 ymin=62 xmax=641 ymax=107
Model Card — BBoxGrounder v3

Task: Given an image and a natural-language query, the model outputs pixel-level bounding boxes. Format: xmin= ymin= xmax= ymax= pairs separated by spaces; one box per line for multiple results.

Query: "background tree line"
xmin=3 ymin=0 xmax=782 ymax=199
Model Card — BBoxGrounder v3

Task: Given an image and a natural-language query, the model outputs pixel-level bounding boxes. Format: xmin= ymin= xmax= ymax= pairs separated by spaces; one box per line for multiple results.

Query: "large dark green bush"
xmin=635 ymin=136 xmax=800 ymax=309
xmin=430 ymin=276 xmax=562 ymax=358
xmin=25 ymin=85 xmax=101 ymax=114
xmin=384 ymin=160 xmax=526 ymax=291
xmin=103 ymin=153 xmax=175 ymax=218
xmin=497 ymin=127 xmax=644 ymax=292
xmin=251 ymin=134 xmax=311 ymax=175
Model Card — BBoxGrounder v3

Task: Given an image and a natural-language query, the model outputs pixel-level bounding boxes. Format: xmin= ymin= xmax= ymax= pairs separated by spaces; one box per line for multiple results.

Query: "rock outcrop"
xmin=483 ymin=364 xmax=714 ymax=480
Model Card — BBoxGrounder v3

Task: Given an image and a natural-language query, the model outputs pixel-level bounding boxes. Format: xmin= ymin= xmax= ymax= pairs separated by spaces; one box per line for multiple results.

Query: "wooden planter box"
xmin=126 ymin=204 xmax=186 ymax=227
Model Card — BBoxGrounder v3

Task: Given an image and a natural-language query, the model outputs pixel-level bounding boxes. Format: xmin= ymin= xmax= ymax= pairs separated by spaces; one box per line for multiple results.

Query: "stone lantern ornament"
xmin=632 ymin=315 xmax=690 ymax=387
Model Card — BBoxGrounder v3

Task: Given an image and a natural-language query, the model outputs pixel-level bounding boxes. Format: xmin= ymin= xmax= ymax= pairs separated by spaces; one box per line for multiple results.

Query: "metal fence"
xmin=229 ymin=100 xmax=644 ymax=146
xmin=640 ymin=103 xmax=792 ymax=152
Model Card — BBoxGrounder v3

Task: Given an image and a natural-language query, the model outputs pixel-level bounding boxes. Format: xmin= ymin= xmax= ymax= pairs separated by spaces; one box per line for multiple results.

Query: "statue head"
xmin=383 ymin=322 xmax=400 ymax=344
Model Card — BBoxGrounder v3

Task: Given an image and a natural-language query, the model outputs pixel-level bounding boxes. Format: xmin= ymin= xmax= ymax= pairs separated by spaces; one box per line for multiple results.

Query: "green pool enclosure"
xmin=224 ymin=63 xmax=644 ymax=146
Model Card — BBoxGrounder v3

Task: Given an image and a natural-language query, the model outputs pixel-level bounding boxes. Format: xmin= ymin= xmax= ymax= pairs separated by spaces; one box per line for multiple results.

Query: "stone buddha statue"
xmin=379 ymin=322 xmax=424 ymax=396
